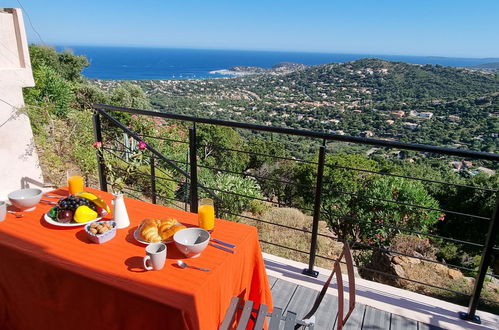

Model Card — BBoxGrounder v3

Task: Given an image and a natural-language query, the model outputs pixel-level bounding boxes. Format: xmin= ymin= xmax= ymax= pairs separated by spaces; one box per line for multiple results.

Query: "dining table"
xmin=0 ymin=187 xmax=273 ymax=330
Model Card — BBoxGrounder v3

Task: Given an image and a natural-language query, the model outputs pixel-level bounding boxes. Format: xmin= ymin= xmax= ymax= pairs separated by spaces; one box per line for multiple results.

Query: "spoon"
xmin=8 ymin=211 xmax=23 ymax=218
xmin=176 ymin=260 xmax=210 ymax=272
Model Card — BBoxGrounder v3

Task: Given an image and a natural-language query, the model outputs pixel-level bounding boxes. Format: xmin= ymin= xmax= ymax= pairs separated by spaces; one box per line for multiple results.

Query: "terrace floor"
xmin=268 ymin=275 xmax=438 ymax=330
xmin=263 ymin=253 xmax=499 ymax=330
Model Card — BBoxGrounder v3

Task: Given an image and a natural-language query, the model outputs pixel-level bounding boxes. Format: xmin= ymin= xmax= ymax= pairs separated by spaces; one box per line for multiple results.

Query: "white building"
xmin=0 ymin=8 xmax=44 ymax=200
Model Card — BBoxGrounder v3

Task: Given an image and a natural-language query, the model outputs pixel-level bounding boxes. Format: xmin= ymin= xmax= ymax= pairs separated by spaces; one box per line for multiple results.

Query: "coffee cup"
xmin=143 ymin=242 xmax=166 ymax=271
xmin=0 ymin=201 xmax=6 ymax=222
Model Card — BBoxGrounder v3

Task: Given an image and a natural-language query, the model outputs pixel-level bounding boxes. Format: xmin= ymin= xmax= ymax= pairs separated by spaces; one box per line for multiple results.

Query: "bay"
xmin=56 ymin=45 xmax=499 ymax=80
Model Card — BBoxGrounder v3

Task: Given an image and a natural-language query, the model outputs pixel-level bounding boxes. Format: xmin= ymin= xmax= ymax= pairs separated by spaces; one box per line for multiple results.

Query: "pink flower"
xmin=92 ymin=141 xmax=102 ymax=148
xmin=438 ymin=214 xmax=446 ymax=221
xmin=138 ymin=141 xmax=147 ymax=150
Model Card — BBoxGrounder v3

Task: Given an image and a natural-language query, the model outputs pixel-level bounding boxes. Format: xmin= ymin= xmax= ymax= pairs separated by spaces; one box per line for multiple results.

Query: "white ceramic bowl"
xmin=8 ymin=188 xmax=43 ymax=211
xmin=173 ymin=227 xmax=210 ymax=258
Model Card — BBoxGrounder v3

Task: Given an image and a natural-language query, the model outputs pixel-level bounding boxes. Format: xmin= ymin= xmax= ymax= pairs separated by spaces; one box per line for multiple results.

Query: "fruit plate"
xmin=43 ymin=213 xmax=102 ymax=227
xmin=133 ymin=227 xmax=176 ymax=245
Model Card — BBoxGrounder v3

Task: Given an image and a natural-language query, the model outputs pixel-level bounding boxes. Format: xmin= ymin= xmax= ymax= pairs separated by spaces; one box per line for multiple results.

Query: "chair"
xmin=220 ymin=242 xmax=356 ymax=330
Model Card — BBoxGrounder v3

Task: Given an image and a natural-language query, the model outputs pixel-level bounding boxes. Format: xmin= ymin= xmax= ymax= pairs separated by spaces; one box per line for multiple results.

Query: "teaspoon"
xmin=8 ymin=211 xmax=23 ymax=218
xmin=176 ymin=260 xmax=210 ymax=272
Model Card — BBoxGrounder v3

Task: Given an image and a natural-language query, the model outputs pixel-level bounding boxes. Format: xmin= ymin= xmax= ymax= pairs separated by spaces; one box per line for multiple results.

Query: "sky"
xmin=4 ymin=0 xmax=499 ymax=58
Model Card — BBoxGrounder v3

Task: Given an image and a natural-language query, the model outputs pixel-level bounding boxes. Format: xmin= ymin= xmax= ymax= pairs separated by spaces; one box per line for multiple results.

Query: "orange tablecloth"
xmin=0 ymin=187 xmax=272 ymax=330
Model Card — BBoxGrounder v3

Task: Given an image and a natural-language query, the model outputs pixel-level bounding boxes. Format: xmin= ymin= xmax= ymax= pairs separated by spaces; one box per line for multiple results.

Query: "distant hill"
xmin=209 ymin=62 xmax=307 ymax=76
xmin=468 ymin=62 xmax=499 ymax=72
xmin=116 ymin=57 xmax=499 ymax=152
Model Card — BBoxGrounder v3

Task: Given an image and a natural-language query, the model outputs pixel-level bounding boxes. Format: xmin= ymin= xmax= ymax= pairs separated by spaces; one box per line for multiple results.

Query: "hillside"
xmin=124 ymin=59 xmax=498 ymax=154
xmin=469 ymin=62 xmax=499 ymax=72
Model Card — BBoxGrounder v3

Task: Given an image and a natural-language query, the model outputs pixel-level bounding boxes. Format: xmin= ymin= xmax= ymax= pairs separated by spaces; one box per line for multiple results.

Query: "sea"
xmin=56 ymin=45 xmax=499 ymax=81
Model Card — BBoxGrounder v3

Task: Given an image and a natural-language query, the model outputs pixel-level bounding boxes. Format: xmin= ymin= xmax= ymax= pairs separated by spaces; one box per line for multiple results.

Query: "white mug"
xmin=143 ymin=242 xmax=166 ymax=271
xmin=0 ymin=201 xmax=6 ymax=222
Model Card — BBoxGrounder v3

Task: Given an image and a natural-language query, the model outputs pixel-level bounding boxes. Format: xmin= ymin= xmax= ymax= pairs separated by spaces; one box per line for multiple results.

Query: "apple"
xmin=57 ymin=209 xmax=74 ymax=223
xmin=95 ymin=206 xmax=108 ymax=217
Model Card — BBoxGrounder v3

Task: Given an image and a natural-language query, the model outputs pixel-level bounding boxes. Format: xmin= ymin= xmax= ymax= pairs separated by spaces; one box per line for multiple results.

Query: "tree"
xmin=356 ymin=176 xmax=440 ymax=245
xmin=24 ymin=64 xmax=74 ymax=117
xmin=246 ymin=137 xmax=288 ymax=170
xmin=297 ymin=153 xmax=380 ymax=241
xmin=196 ymin=125 xmax=249 ymax=173
xmin=28 ymin=45 xmax=89 ymax=82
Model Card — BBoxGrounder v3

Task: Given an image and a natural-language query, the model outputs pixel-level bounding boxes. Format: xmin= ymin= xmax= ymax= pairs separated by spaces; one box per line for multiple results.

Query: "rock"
xmin=392 ymin=256 xmax=404 ymax=265
xmin=407 ymin=257 xmax=421 ymax=264
xmin=393 ymin=264 xmax=406 ymax=278
xmin=435 ymin=264 xmax=447 ymax=273
xmin=448 ymin=269 xmax=463 ymax=280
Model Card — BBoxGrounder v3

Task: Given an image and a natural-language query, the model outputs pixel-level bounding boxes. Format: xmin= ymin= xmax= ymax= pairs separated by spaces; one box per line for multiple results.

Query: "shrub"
xmin=356 ymin=176 xmax=441 ymax=245
xmin=24 ymin=64 xmax=74 ymax=117
xmin=199 ymin=172 xmax=264 ymax=220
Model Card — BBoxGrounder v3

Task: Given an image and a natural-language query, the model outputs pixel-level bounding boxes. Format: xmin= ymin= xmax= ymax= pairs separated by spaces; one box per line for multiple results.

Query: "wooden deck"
xmin=268 ymin=275 xmax=442 ymax=330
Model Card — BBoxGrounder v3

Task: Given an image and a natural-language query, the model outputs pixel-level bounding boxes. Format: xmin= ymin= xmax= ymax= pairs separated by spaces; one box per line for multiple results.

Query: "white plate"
xmin=133 ymin=225 xmax=180 ymax=245
xmin=44 ymin=213 xmax=102 ymax=227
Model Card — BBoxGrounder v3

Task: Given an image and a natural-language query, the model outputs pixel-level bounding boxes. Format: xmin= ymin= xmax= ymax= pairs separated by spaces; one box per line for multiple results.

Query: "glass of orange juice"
xmin=67 ymin=170 xmax=84 ymax=195
xmin=198 ymin=198 xmax=215 ymax=232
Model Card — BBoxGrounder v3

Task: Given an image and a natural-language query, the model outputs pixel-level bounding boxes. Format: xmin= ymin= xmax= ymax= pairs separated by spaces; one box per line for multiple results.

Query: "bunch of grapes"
xmin=58 ymin=196 xmax=97 ymax=212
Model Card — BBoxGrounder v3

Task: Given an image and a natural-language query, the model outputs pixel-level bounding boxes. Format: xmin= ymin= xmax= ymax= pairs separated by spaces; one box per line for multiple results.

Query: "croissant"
xmin=140 ymin=223 xmax=162 ymax=242
xmin=161 ymin=224 xmax=186 ymax=241
xmin=139 ymin=217 xmax=182 ymax=243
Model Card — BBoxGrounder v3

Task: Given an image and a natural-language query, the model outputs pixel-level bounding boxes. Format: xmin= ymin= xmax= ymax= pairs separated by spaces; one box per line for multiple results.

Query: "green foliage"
xmin=24 ymin=64 xmax=74 ymax=117
xmin=435 ymin=173 xmax=499 ymax=247
xmin=110 ymin=82 xmax=151 ymax=109
xmin=246 ymin=137 xmax=288 ymax=170
xmin=73 ymin=83 xmax=111 ymax=109
xmin=67 ymin=109 xmax=97 ymax=177
xmin=29 ymin=45 xmax=89 ymax=82
xmin=296 ymin=153 xmax=379 ymax=238
xmin=199 ymin=171 xmax=264 ymax=220
xmin=133 ymin=165 xmax=177 ymax=201
xmin=197 ymin=124 xmax=249 ymax=172
xmin=357 ymin=177 xmax=440 ymax=245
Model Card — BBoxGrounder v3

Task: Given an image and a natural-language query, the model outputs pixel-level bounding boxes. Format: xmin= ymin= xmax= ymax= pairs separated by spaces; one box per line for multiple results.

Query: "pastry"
xmin=160 ymin=224 xmax=186 ymax=241
xmin=139 ymin=217 xmax=182 ymax=243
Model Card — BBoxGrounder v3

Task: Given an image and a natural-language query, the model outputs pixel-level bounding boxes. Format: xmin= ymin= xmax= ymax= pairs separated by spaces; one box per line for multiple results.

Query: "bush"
xmin=356 ymin=176 xmax=441 ymax=245
xmin=199 ymin=172 xmax=264 ymax=220
xmin=24 ymin=64 xmax=74 ymax=117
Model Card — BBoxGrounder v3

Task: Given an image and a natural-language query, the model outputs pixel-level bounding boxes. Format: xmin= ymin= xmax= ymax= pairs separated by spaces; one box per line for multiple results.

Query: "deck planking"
xmin=268 ymin=276 xmax=441 ymax=330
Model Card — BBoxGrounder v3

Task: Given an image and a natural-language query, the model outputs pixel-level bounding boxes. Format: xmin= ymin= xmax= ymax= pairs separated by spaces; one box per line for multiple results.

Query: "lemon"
xmin=74 ymin=205 xmax=98 ymax=223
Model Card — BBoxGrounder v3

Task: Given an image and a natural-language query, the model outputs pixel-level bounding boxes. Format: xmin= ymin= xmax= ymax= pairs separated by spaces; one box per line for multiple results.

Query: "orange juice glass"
xmin=198 ymin=198 xmax=215 ymax=231
xmin=68 ymin=175 xmax=84 ymax=195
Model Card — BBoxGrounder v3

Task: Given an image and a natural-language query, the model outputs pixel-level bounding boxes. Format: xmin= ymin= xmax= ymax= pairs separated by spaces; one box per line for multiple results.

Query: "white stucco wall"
xmin=0 ymin=8 xmax=44 ymax=201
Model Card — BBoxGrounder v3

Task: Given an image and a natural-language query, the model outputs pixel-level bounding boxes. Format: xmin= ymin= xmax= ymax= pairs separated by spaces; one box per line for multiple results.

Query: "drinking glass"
xmin=198 ymin=198 xmax=215 ymax=231
xmin=67 ymin=170 xmax=84 ymax=195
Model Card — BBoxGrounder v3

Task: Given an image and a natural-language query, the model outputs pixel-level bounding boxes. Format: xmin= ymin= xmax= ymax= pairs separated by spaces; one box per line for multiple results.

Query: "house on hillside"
xmin=402 ymin=122 xmax=419 ymax=130
xmin=391 ymin=110 xmax=405 ymax=118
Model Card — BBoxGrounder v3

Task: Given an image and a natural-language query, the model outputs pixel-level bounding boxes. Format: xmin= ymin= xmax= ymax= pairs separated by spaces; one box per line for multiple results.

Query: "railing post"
xmin=150 ymin=156 xmax=157 ymax=204
xmin=189 ymin=125 xmax=198 ymax=213
xmin=303 ymin=139 xmax=327 ymax=278
xmin=92 ymin=111 xmax=107 ymax=192
xmin=460 ymin=194 xmax=499 ymax=324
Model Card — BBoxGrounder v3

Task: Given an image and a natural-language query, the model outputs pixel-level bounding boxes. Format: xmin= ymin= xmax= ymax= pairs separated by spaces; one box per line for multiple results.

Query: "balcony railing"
xmin=92 ymin=103 xmax=499 ymax=324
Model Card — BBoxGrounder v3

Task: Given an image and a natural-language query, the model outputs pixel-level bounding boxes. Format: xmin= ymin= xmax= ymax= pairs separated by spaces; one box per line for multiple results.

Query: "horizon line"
xmin=32 ymin=42 xmax=499 ymax=61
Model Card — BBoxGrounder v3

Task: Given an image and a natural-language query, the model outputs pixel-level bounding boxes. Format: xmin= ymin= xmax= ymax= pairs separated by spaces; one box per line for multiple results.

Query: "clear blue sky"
xmin=4 ymin=0 xmax=499 ymax=58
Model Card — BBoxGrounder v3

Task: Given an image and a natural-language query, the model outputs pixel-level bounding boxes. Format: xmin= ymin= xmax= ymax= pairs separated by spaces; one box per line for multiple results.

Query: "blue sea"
xmin=57 ymin=46 xmax=499 ymax=80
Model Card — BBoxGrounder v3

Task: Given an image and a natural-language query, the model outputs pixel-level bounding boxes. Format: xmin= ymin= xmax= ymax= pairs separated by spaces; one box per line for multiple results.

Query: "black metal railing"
xmin=93 ymin=103 xmax=499 ymax=323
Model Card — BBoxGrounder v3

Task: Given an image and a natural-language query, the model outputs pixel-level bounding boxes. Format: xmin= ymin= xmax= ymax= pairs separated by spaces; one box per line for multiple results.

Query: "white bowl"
xmin=8 ymin=188 xmax=43 ymax=211
xmin=173 ymin=227 xmax=210 ymax=258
